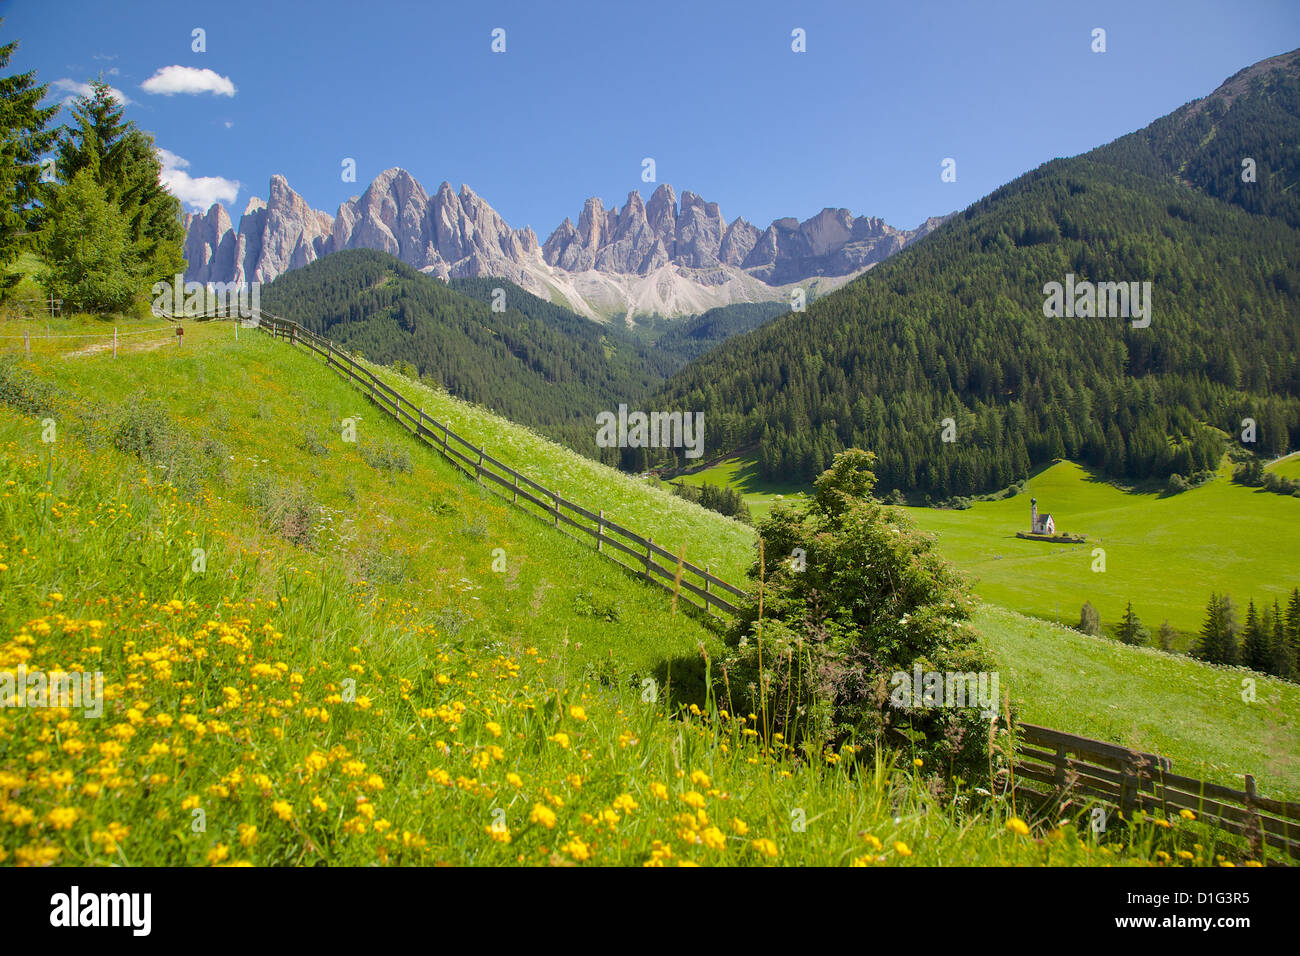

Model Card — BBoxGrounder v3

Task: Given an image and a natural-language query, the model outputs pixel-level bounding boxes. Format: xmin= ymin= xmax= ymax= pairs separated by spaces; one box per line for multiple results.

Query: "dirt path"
xmin=64 ymin=334 xmax=176 ymax=359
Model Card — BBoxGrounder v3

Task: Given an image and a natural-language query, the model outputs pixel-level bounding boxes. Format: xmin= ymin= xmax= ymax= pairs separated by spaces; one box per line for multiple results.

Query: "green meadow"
xmin=1269 ymin=452 xmax=1300 ymax=481
xmin=675 ymin=452 xmax=809 ymax=521
xmin=903 ymin=460 xmax=1299 ymax=646
xmin=1 ymin=318 xmax=1296 ymax=866
xmin=681 ymin=452 xmax=1299 ymax=649
xmin=977 ymin=605 xmax=1299 ymax=799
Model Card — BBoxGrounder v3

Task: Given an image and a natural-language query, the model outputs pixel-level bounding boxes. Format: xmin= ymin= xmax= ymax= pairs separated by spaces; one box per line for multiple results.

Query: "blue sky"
xmin=8 ymin=0 xmax=1299 ymax=234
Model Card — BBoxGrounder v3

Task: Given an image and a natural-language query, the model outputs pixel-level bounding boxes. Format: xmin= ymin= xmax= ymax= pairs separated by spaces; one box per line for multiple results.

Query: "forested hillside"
xmin=259 ymin=251 xmax=662 ymax=453
xmin=262 ymin=256 xmax=797 ymax=463
xmin=649 ymin=55 xmax=1300 ymax=498
xmin=1089 ymin=48 xmax=1300 ymax=228
xmin=631 ymin=301 xmax=789 ymax=368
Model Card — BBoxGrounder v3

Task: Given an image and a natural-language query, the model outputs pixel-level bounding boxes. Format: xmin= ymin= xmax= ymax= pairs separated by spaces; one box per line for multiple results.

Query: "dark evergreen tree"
xmin=1116 ymin=600 xmax=1149 ymax=646
xmin=0 ymin=20 xmax=59 ymax=294
xmin=1269 ymin=599 xmax=1295 ymax=680
xmin=1242 ymin=599 xmax=1271 ymax=672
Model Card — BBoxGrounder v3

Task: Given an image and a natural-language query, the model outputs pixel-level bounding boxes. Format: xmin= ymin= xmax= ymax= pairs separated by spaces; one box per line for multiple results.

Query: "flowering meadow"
xmin=0 ymin=324 xmax=1237 ymax=865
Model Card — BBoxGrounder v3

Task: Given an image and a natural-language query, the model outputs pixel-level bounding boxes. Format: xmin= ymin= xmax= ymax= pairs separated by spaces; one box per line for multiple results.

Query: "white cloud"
xmin=155 ymin=147 xmax=239 ymax=212
xmin=51 ymin=78 xmax=132 ymax=106
xmin=141 ymin=65 xmax=236 ymax=97
xmin=155 ymin=148 xmax=189 ymax=170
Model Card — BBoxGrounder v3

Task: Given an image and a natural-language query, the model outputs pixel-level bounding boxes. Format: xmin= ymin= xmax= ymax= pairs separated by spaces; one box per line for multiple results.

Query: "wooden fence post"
xmin=596 ymin=511 xmax=604 ymax=553
xmin=441 ymin=422 xmax=449 ymax=453
xmin=704 ymin=564 xmax=712 ymax=616
xmin=671 ymin=544 xmax=686 ymax=616
xmin=417 ymin=407 xmax=424 ymax=437
xmin=1245 ymin=774 xmax=1263 ymax=861
xmin=553 ymin=490 xmax=560 ymax=526
xmin=1054 ymin=745 xmax=1067 ymax=789
xmin=1119 ymin=754 xmax=1136 ymax=815
xmin=645 ymin=537 xmax=654 ymax=583
xmin=476 ymin=449 xmax=484 ymax=483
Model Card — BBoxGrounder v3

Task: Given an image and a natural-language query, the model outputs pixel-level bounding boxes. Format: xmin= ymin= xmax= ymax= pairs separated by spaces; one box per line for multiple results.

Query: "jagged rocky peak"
xmin=182 ymin=168 xmax=945 ymax=316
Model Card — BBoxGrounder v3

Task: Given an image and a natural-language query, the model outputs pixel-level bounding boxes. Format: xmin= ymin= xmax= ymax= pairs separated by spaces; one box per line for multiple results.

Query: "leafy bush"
xmin=249 ymin=474 xmax=319 ymax=549
xmin=724 ymin=449 xmax=1000 ymax=779
xmin=110 ymin=400 xmax=173 ymax=460
xmin=0 ymin=356 xmax=55 ymax=414
xmin=362 ymin=438 xmax=411 ymax=474
xmin=1077 ymin=601 xmax=1102 ymax=636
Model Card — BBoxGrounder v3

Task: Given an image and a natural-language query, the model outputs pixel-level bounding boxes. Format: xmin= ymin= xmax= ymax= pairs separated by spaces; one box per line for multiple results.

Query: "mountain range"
xmin=183 ymin=170 xmax=945 ymax=320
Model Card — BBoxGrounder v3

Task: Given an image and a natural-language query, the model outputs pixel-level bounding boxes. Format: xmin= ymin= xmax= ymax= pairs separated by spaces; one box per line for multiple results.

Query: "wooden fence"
xmin=255 ymin=313 xmax=748 ymax=617
xmin=1014 ymin=722 xmax=1300 ymax=862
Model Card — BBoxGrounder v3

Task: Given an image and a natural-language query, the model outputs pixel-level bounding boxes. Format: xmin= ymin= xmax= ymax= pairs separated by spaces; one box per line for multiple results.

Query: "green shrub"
xmin=110 ymin=399 xmax=172 ymax=460
xmin=249 ymin=474 xmax=320 ymax=549
xmin=724 ymin=449 xmax=999 ymax=779
xmin=0 ymin=356 xmax=55 ymax=414
xmin=362 ymin=438 xmax=411 ymax=474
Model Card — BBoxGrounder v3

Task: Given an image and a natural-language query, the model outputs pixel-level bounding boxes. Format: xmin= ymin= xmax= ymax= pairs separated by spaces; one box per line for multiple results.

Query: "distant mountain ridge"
xmin=183 ymin=169 xmax=945 ymax=320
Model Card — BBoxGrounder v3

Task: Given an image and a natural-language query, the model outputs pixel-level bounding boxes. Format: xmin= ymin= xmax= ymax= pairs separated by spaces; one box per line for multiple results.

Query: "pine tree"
xmin=1117 ymin=601 xmax=1149 ymax=646
xmin=1288 ymin=588 xmax=1300 ymax=671
xmin=1242 ymin=599 xmax=1270 ymax=672
xmin=1196 ymin=593 xmax=1224 ymax=663
xmin=54 ymin=79 xmax=183 ymax=289
xmin=0 ymin=20 xmax=60 ymax=294
xmin=55 ymin=79 xmax=126 ymax=185
xmin=1268 ymin=599 xmax=1295 ymax=680
xmin=37 ymin=170 xmax=138 ymax=313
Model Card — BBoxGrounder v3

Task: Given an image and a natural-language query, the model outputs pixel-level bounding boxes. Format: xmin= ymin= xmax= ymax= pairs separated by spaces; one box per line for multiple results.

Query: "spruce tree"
xmin=54 ymin=79 xmax=183 ymax=289
xmin=1117 ymin=600 xmax=1149 ymax=646
xmin=1268 ymin=599 xmax=1295 ymax=680
xmin=1288 ymin=588 xmax=1300 ymax=670
xmin=0 ymin=20 xmax=60 ymax=294
xmin=1219 ymin=594 xmax=1240 ymax=666
xmin=37 ymin=169 xmax=138 ymax=313
xmin=1242 ymin=599 xmax=1270 ymax=672
xmin=1196 ymin=593 xmax=1224 ymax=663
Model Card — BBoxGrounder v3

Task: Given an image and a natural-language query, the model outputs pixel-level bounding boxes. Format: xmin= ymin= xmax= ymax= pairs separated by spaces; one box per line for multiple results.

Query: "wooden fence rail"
xmin=255 ymin=314 xmax=747 ymax=617
xmin=1013 ymin=722 xmax=1300 ymax=862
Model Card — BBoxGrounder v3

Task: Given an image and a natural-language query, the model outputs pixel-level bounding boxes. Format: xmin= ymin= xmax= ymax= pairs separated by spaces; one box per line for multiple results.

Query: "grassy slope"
xmin=362 ymin=360 xmax=757 ymax=588
xmin=978 ymin=606 xmax=1299 ymax=800
xmin=1269 ymin=452 xmax=1300 ymax=480
xmin=683 ymin=452 xmax=1299 ymax=645
xmin=1 ymin=320 xmax=722 ymax=682
xmin=1 ymin=318 xmax=1199 ymax=866
xmin=677 ymin=453 xmax=809 ymax=521
xmin=361 ymin=353 xmax=1299 ymax=794
xmin=1 ymin=320 xmax=1294 ymax=864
